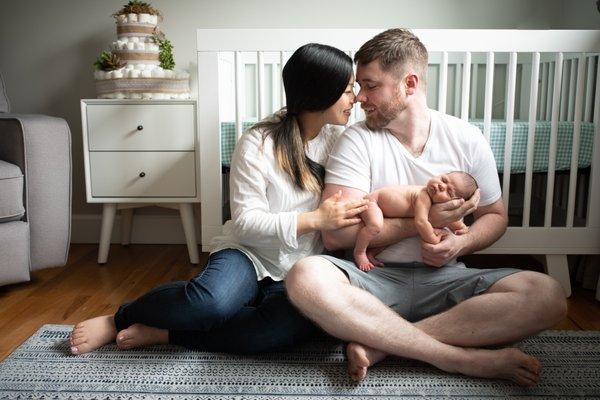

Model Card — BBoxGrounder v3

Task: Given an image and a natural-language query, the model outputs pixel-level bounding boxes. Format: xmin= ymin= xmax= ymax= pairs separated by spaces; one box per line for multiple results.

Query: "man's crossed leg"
xmin=285 ymin=256 xmax=567 ymax=387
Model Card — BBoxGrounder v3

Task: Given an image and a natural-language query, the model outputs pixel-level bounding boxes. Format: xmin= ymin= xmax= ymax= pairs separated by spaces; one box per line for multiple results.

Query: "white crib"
xmin=196 ymin=29 xmax=600 ymax=297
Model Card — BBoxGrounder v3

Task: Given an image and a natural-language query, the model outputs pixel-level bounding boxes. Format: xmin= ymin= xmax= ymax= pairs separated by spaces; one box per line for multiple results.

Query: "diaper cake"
xmin=93 ymin=0 xmax=190 ymax=99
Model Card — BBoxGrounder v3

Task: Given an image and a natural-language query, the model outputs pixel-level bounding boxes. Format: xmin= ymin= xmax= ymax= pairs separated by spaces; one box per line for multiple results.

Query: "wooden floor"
xmin=0 ymin=244 xmax=599 ymax=362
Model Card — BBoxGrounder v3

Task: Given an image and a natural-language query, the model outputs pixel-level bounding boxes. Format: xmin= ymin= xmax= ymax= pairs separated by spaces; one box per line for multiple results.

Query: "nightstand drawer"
xmin=86 ymin=104 xmax=195 ymax=151
xmin=90 ymin=151 xmax=196 ymax=197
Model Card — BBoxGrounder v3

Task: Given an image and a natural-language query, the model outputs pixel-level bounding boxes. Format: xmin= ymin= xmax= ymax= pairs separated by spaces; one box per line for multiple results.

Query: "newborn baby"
xmin=354 ymin=171 xmax=478 ymax=271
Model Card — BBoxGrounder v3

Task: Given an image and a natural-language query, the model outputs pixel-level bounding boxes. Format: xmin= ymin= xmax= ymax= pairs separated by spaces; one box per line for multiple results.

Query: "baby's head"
xmin=426 ymin=171 xmax=478 ymax=203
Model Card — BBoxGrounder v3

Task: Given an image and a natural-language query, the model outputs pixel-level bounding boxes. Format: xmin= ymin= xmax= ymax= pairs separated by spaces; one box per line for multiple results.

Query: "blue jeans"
xmin=114 ymin=248 xmax=317 ymax=354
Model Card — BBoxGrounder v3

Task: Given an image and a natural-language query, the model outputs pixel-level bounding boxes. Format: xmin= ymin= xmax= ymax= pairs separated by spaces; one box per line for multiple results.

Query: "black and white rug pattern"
xmin=0 ymin=325 xmax=598 ymax=399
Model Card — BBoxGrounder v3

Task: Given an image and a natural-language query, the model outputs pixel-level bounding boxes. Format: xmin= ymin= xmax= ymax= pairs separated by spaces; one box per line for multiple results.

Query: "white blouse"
xmin=210 ymin=123 xmax=343 ymax=281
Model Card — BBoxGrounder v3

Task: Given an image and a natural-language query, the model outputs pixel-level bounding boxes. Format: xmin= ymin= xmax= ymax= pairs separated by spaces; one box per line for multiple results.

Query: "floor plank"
xmin=0 ymin=244 xmax=597 ymax=361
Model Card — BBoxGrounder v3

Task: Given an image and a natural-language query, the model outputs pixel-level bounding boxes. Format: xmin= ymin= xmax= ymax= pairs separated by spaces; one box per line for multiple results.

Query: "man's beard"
xmin=364 ymin=96 xmax=405 ymax=130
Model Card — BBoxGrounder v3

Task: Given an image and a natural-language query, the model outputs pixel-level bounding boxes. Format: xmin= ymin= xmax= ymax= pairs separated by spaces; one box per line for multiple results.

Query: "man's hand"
xmin=428 ymin=189 xmax=480 ymax=228
xmin=421 ymin=231 xmax=468 ymax=267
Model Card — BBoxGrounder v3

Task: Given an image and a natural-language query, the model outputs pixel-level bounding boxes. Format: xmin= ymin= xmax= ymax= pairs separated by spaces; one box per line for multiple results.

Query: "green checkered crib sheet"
xmin=220 ymin=121 xmax=595 ymax=173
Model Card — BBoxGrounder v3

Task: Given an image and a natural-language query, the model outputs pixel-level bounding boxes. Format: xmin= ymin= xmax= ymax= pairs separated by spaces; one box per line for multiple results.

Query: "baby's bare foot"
xmin=346 ymin=342 xmax=387 ymax=381
xmin=354 ymin=253 xmax=374 ymax=272
xmin=454 ymin=347 xmax=542 ymax=387
xmin=69 ymin=315 xmax=117 ymax=355
xmin=116 ymin=323 xmax=169 ymax=350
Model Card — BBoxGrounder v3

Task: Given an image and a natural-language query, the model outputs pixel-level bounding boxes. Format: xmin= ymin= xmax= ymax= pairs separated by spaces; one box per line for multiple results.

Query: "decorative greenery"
xmin=113 ymin=0 xmax=161 ymax=18
xmin=152 ymin=32 xmax=175 ymax=70
xmin=93 ymin=51 xmax=125 ymax=71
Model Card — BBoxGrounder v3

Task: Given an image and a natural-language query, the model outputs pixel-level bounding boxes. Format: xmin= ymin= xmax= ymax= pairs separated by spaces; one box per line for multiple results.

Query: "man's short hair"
xmin=354 ymin=28 xmax=428 ymax=86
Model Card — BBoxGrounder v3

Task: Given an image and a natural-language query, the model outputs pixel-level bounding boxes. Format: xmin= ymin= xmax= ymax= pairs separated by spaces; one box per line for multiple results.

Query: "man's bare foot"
xmin=116 ymin=323 xmax=169 ymax=350
xmin=69 ymin=315 xmax=117 ymax=355
xmin=450 ymin=347 xmax=542 ymax=387
xmin=346 ymin=342 xmax=387 ymax=381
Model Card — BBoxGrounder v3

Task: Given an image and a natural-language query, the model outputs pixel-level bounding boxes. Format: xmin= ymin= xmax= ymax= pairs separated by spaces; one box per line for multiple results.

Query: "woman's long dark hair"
xmin=253 ymin=43 xmax=353 ymax=193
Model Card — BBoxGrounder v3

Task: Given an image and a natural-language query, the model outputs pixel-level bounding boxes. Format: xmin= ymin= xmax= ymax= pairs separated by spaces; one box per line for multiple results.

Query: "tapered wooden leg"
xmin=179 ymin=203 xmax=199 ymax=264
xmin=98 ymin=203 xmax=117 ymax=264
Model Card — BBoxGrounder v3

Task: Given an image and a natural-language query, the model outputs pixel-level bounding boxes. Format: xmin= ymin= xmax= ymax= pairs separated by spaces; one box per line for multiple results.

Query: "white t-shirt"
xmin=211 ymin=123 xmax=343 ymax=281
xmin=325 ymin=109 xmax=501 ymax=264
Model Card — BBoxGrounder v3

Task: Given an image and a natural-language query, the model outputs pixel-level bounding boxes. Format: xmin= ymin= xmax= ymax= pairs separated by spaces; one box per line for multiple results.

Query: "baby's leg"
xmin=354 ymin=197 xmax=384 ymax=272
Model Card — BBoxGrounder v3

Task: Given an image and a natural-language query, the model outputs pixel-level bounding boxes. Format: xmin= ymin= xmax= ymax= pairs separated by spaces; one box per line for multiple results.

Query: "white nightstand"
xmin=80 ymin=99 xmax=200 ymax=264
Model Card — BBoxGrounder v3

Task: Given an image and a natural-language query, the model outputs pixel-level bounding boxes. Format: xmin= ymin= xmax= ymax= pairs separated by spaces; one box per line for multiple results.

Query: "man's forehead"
xmin=356 ymin=60 xmax=397 ymax=82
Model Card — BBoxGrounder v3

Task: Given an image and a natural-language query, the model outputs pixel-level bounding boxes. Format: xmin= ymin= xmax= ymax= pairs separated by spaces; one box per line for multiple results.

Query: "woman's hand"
xmin=313 ymin=190 xmax=370 ymax=231
xmin=428 ymin=189 xmax=480 ymax=228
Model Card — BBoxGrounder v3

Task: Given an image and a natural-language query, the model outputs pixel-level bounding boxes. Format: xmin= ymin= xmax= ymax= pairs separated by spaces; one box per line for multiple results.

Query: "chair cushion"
xmin=0 ymin=159 xmax=24 ymax=222
xmin=0 ymin=71 xmax=9 ymax=113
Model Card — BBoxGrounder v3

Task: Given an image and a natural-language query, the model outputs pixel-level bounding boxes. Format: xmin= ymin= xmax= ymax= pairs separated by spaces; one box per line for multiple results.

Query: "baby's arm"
xmin=354 ymin=193 xmax=384 ymax=272
xmin=449 ymin=219 xmax=469 ymax=235
xmin=414 ymin=190 xmax=441 ymax=244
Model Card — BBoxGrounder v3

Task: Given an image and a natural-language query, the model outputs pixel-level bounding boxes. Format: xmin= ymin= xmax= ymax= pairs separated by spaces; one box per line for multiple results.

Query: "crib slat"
xmin=568 ymin=58 xmax=577 ymax=121
xmin=540 ymin=62 xmax=548 ymax=120
xmin=560 ymin=59 xmax=569 ymax=121
xmin=523 ymin=52 xmax=540 ymax=227
xmin=257 ymin=51 xmax=266 ymax=120
xmin=545 ymin=52 xmax=564 ymax=227
xmin=546 ymin=62 xmax=554 ymax=121
xmin=234 ymin=51 xmax=243 ymax=140
xmin=438 ymin=52 xmax=448 ymax=113
xmin=587 ymin=55 xmax=600 ymax=227
xmin=566 ymin=54 xmax=586 ymax=227
xmin=454 ymin=63 xmax=461 ymax=117
xmin=461 ymin=52 xmax=471 ymax=121
xmin=470 ymin=63 xmax=478 ymax=118
xmin=502 ymin=52 xmax=518 ymax=208
xmin=270 ymin=62 xmax=278 ymax=113
xmin=279 ymin=52 xmax=285 ymax=111
xmin=483 ymin=52 xmax=494 ymax=142
xmin=585 ymin=56 xmax=594 ymax=122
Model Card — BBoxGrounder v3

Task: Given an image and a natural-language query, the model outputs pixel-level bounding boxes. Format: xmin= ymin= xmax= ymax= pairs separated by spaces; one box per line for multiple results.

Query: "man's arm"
xmin=421 ymin=198 xmax=508 ymax=267
xmin=321 ymin=183 xmax=417 ymax=251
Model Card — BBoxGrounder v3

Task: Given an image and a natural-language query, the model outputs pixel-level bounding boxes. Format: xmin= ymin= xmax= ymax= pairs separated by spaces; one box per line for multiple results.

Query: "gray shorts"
xmin=319 ymin=255 xmax=521 ymax=322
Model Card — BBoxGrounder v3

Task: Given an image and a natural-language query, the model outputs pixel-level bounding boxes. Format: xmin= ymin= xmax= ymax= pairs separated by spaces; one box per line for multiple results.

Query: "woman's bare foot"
xmin=116 ymin=323 xmax=169 ymax=350
xmin=450 ymin=347 xmax=542 ymax=387
xmin=69 ymin=315 xmax=117 ymax=355
xmin=346 ymin=342 xmax=387 ymax=381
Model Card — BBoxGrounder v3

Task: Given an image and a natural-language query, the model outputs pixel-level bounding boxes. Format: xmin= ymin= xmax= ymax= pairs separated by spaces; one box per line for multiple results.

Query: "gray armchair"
xmin=0 ymin=70 xmax=71 ymax=286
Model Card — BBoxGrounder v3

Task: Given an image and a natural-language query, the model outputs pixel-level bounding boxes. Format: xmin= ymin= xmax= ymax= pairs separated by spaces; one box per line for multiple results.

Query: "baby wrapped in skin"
xmin=354 ymin=171 xmax=478 ymax=271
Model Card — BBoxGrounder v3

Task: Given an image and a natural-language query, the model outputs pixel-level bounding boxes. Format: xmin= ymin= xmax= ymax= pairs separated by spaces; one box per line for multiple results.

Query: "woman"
xmin=69 ymin=43 xmax=366 ymax=355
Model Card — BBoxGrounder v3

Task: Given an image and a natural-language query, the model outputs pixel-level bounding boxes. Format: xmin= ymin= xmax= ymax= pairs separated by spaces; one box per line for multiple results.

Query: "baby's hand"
xmin=454 ymin=226 xmax=469 ymax=235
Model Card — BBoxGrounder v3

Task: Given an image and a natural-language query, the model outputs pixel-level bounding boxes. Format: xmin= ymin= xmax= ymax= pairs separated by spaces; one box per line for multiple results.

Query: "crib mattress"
xmin=220 ymin=121 xmax=595 ymax=174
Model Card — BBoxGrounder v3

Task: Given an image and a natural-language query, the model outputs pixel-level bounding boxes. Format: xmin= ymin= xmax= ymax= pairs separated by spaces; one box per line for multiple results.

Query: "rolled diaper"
xmin=141 ymin=70 xmax=152 ymax=78
xmin=129 ymin=69 xmax=140 ymax=78
xmin=127 ymin=13 xmax=138 ymax=23
xmin=113 ymin=70 xmax=124 ymax=79
xmin=126 ymin=42 xmax=135 ymax=50
xmin=138 ymin=13 xmax=150 ymax=23
xmin=116 ymin=14 xmax=127 ymax=23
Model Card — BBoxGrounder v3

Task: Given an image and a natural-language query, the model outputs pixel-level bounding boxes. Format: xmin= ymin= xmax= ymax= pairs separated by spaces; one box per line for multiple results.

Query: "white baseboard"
xmin=71 ymin=213 xmax=202 ymax=244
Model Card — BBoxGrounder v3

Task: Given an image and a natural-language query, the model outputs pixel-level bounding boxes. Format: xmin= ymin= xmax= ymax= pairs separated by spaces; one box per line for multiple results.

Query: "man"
xmin=285 ymin=29 xmax=567 ymax=387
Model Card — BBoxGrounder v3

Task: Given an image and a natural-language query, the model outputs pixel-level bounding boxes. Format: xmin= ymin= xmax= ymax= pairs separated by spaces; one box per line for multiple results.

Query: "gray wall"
xmin=0 ymin=0 xmax=598 ymax=217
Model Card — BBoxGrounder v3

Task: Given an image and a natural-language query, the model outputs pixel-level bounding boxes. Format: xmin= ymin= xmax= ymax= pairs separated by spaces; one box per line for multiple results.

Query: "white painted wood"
xmin=271 ymin=60 xmax=279 ymax=112
xmin=120 ymin=208 xmax=133 ymax=245
xmin=588 ymin=55 xmax=600 ymax=228
xmin=480 ymin=227 xmax=600 ymax=254
xmin=98 ymin=203 xmax=117 ymax=264
xmin=279 ymin=51 xmax=285 ymax=110
xmin=454 ymin=63 xmax=461 ymax=117
xmin=470 ymin=63 xmax=478 ymax=119
xmin=539 ymin=62 xmax=548 ymax=119
xmin=197 ymin=29 xmax=600 ymax=53
xmin=566 ymin=54 xmax=586 ymax=227
xmin=86 ymin=103 xmax=195 ymax=151
xmin=502 ymin=52 xmax=518 ymax=209
xmin=89 ymin=152 xmax=196 ymax=198
xmin=560 ymin=59 xmax=569 ymax=121
xmin=198 ymin=51 xmax=224 ymax=250
xmin=179 ymin=203 xmax=200 ymax=264
xmin=523 ymin=52 xmax=540 ymax=227
xmin=568 ymin=58 xmax=577 ymax=121
xmin=438 ymin=52 xmax=448 ymax=113
xmin=462 ymin=57 xmax=473 ymax=120
xmin=257 ymin=51 xmax=265 ymax=119
xmin=545 ymin=52 xmax=564 ymax=227
xmin=483 ymin=52 xmax=494 ymax=142
xmin=234 ymin=51 xmax=244 ymax=139
xmin=546 ymin=62 xmax=555 ymax=121
xmin=544 ymin=255 xmax=572 ymax=297
xmin=585 ymin=56 xmax=594 ymax=123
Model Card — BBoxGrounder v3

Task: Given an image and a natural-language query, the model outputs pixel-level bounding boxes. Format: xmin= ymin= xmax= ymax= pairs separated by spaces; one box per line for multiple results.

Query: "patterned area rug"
xmin=0 ymin=325 xmax=598 ymax=399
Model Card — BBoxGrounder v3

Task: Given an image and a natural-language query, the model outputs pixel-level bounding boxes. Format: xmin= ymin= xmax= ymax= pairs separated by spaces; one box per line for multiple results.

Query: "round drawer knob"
xmin=137 ymin=125 xmax=144 ymax=131
xmin=139 ymin=172 xmax=146 ymax=178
